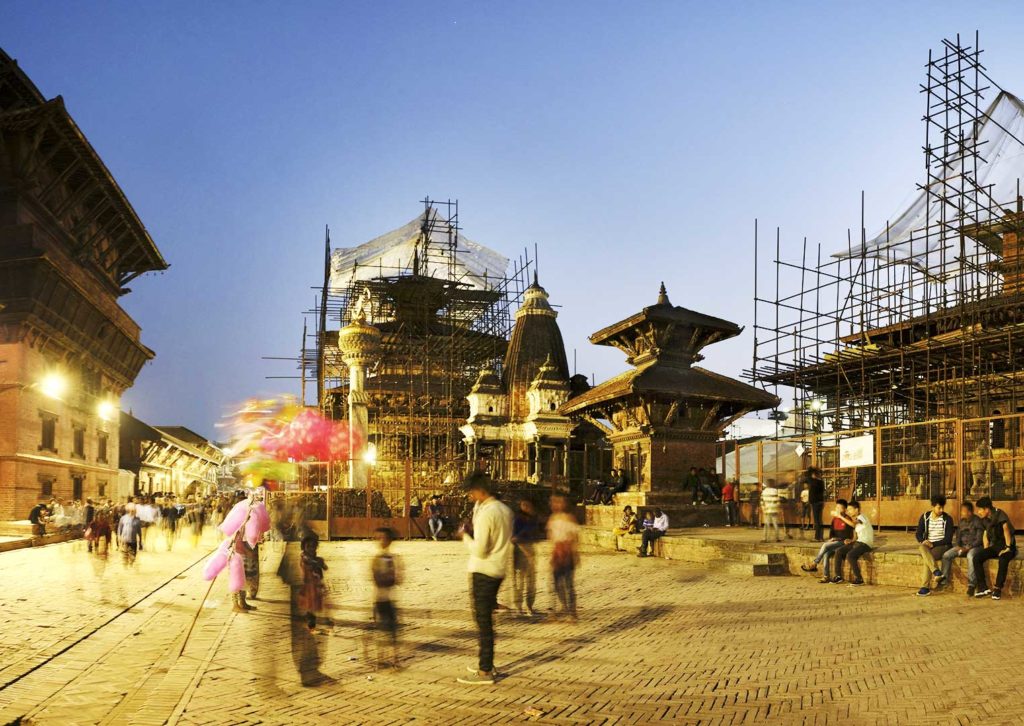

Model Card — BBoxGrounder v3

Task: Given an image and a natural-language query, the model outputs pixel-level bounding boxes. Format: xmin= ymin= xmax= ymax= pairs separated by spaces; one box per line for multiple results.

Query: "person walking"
xmin=457 ymin=472 xmax=513 ymax=686
xmin=722 ymin=480 xmax=739 ymax=527
xmin=806 ymin=468 xmax=826 ymax=541
xmin=760 ymin=480 xmax=782 ymax=542
xmin=547 ymin=494 xmax=580 ymax=622
xmin=511 ymin=499 xmax=539 ymax=616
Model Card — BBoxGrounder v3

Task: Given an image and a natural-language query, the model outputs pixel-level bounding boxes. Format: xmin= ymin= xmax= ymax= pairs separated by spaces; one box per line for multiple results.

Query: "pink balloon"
xmin=219 ymin=500 xmax=248 ymax=537
xmin=203 ymin=546 xmax=228 ymax=581
xmin=243 ymin=502 xmax=271 ymax=547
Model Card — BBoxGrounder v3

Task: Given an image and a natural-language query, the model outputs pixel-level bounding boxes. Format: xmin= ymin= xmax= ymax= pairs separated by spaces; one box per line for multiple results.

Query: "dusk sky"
xmin=4 ymin=2 xmax=1024 ymax=437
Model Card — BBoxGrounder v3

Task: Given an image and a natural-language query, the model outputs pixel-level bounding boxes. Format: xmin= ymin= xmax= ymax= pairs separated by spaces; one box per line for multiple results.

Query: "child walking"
xmin=371 ymin=527 xmax=401 ymax=667
xmin=298 ymin=533 xmax=328 ymax=631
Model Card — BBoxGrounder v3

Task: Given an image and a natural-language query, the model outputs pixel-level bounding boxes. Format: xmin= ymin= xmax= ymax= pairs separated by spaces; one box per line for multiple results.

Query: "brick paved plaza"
xmin=2 ymin=533 xmax=1024 ymax=725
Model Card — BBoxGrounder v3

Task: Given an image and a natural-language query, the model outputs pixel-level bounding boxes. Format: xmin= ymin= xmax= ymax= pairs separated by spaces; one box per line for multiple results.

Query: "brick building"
xmin=0 ymin=49 xmax=167 ymax=520
xmin=119 ymin=414 xmax=224 ymax=498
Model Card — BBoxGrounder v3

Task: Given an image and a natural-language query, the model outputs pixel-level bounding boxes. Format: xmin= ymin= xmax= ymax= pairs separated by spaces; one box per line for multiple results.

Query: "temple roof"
xmin=589 ymin=283 xmax=741 ymax=348
xmin=502 ymin=276 xmax=570 ymax=415
xmin=0 ymin=50 xmax=168 ymax=289
xmin=560 ymin=362 xmax=779 ymax=415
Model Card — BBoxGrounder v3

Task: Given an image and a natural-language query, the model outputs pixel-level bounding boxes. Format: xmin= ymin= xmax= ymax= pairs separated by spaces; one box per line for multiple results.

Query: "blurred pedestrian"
xmin=547 ymin=494 xmax=579 ymax=621
xmin=371 ymin=527 xmax=401 ymax=668
xmin=298 ymin=533 xmax=327 ymax=629
xmin=511 ymin=499 xmax=539 ymax=616
xmin=457 ymin=472 xmax=512 ymax=686
xmin=160 ymin=498 xmax=179 ymax=551
xmin=117 ymin=503 xmax=142 ymax=564
xmin=188 ymin=499 xmax=206 ymax=548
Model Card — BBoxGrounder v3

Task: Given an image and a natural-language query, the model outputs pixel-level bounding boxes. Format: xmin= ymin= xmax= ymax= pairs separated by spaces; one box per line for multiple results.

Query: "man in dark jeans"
xmin=973 ymin=497 xmax=1017 ymax=601
xmin=805 ymin=467 xmax=826 ymax=541
xmin=457 ymin=472 xmax=513 ymax=685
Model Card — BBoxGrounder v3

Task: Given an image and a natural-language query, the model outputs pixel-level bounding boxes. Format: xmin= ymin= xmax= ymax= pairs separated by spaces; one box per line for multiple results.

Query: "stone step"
xmin=716 ymin=548 xmax=787 ymax=566
xmin=708 ymin=558 xmax=788 ymax=577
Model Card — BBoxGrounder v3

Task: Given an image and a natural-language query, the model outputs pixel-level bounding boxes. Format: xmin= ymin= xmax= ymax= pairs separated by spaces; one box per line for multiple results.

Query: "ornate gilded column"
xmin=337 ymin=300 xmax=381 ymax=490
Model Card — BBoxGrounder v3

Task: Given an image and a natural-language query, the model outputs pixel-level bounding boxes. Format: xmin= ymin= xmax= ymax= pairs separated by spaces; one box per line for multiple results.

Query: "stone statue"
xmin=351 ymin=287 xmax=373 ymax=324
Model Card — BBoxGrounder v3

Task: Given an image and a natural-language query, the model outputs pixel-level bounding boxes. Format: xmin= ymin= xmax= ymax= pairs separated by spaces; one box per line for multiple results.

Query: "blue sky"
xmin=3 ymin=1 xmax=1024 ymax=436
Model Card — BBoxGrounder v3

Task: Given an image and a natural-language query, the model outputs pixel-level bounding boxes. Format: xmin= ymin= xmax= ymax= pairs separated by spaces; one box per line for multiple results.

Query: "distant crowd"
xmin=27 ymin=493 xmax=243 ymax=560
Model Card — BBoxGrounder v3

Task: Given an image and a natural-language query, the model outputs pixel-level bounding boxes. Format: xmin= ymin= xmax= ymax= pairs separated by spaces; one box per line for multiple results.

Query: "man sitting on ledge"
xmin=916 ymin=495 xmax=954 ymax=597
xmin=638 ymin=508 xmax=668 ymax=558
xmin=973 ymin=497 xmax=1017 ymax=601
xmin=940 ymin=500 xmax=984 ymax=597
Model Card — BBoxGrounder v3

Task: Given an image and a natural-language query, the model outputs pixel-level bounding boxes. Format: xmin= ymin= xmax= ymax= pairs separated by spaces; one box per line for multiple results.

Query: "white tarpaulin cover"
xmin=836 ymin=91 xmax=1024 ymax=275
xmin=329 ymin=208 xmax=509 ymax=292
xmin=718 ymin=440 xmax=806 ymax=485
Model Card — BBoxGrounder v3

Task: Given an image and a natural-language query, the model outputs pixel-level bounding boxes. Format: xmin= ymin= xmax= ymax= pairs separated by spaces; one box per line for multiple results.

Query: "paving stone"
xmin=2 ymin=534 xmax=1024 ymax=724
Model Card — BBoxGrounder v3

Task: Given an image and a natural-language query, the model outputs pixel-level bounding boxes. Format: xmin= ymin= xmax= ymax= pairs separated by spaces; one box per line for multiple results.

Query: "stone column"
xmin=533 ymin=439 xmax=542 ymax=482
xmin=337 ymin=313 xmax=381 ymax=490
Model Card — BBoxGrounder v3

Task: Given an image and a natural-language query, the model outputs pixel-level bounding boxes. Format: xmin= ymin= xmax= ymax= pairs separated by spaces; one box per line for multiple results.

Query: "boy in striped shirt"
xmin=915 ymin=495 xmax=954 ymax=596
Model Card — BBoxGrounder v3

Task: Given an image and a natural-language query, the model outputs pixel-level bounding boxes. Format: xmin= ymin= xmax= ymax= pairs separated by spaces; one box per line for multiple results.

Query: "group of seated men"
xmin=800 ymin=495 xmax=1016 ymax=598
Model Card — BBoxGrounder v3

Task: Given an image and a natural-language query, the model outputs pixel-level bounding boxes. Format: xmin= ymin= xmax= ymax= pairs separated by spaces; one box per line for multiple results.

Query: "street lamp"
xmin=97 ymin=399 xmax=117 ymax=421
xmin=0 ymin=372 xmax=69 ymax=398
xmin=39 ymin=372 xmax=68 ymax=400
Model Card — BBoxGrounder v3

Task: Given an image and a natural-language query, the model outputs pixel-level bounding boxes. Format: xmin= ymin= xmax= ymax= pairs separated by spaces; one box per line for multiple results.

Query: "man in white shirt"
xmin=457 ymin=472 xmax=513 ymax=686
xmin=832 ymin=501 xmax=874 ymax=585
xmin=638 ymin=508 xmax=669 ymax=557
xmin=760 ymin=480 xmax=782 ymax=542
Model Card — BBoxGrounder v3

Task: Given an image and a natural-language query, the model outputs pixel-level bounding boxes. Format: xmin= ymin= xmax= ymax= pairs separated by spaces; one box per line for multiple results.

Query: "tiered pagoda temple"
xmin=561 ymin=284 xmax=778 ymax=499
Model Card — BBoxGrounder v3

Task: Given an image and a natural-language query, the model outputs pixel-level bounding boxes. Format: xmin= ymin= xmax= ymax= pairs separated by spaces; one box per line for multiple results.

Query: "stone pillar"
xmin=533 ymin=439 xmax=542 ymax=482
xmin=337 ymin=312 xmax=381 ymax=490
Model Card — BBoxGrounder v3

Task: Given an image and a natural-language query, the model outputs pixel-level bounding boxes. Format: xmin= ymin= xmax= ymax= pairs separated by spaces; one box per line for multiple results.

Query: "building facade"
xmin=0 ymin=49 xmax=166 ymax=519
xmin=119 ymin=414 xmax=224 ymax=497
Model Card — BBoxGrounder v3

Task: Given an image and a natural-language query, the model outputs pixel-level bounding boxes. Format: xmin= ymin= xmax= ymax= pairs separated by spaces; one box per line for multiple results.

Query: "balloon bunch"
xmin=260 ymin=408 xmax=360 ymax=462
xmin=219 ymin=396 xmax=360 ymax=486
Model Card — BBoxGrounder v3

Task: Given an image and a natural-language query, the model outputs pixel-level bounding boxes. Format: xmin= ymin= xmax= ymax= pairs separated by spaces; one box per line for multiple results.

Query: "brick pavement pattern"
xmin=3 ymin=535 xmax=1024 ymax=725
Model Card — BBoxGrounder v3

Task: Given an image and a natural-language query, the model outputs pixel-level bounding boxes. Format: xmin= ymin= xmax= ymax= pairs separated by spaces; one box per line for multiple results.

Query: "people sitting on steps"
xmin=426 ymin=495 xmax=444 ymax=540
xmin=973 ymin=497 xmax=1017 ymax=601
xmin=637 ymin=508 xmax=669 ymax=558
xmin=612 ymin=506 xmax=638 ymax=537
xmin=799 ymin=499 xmax=851 ymax=581
xmin=830 ymin=500 xmax=873 ymax=586
xmin=940 ymin=500 xmax=984 ymax=597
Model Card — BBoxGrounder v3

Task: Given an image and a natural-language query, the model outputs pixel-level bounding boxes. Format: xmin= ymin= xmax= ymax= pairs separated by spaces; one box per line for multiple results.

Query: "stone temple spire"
xmin=657 ymin=282 xmax=671 ymax=306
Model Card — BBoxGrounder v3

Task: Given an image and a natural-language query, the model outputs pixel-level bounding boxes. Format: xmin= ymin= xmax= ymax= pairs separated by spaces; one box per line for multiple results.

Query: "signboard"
xmin=839 ymin=433 xmax=875 ymax=468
